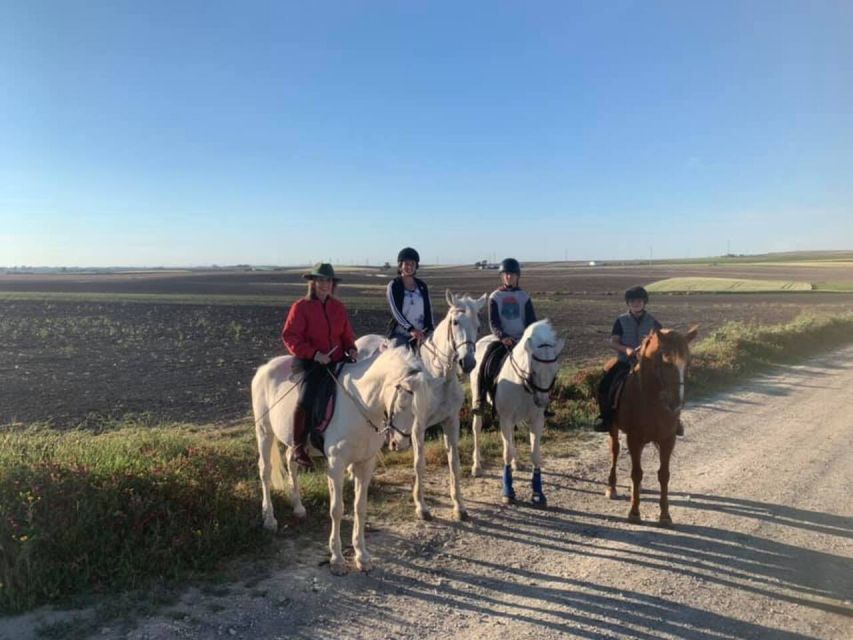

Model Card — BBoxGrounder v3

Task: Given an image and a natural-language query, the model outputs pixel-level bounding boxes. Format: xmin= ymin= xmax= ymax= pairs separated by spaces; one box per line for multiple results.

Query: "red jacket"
xmin=282 ymin=296 xmax=356 ymax=362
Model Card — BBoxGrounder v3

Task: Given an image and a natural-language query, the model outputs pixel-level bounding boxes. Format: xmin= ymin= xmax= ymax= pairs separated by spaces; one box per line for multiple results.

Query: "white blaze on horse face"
xmin=678 ymin=363 xmax=686 ymax=405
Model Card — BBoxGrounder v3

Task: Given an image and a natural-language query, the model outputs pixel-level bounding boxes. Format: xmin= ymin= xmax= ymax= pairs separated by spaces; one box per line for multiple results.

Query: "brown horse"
xmin=605 ymin=325 xmax=699 ymax=525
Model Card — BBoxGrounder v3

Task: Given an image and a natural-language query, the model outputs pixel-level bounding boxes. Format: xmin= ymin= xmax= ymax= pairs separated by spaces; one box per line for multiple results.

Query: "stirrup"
xmin=292 ymin=446 xmax=314 ymax=470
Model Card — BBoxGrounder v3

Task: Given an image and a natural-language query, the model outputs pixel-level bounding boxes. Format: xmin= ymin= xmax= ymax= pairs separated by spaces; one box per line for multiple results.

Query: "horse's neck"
xmin=342 ymin=360 xmax=385 ymax=417
xmin=423 ymin=318 xmax=452 ymax=378
xmin=501 ymin=342 xmax=529 ymax=384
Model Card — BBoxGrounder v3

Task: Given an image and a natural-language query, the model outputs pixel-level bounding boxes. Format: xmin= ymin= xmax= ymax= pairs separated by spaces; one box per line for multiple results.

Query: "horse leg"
xmin=284 ymin=447 xmax=307 ymax=519
xmin=256 ymin=425 xmax=279 ymax=531
xmin=529 ymin=412 xmax=546 ymax=507
xmin=411 ymin=425 xmax=431 ymax=520
xmin=443 ymin=417 xmax=468 ymax=521
xmin=326 ymin=460 xmax=347 ymax=575
xmin=471 ymin=411 xmax=484 ymax=477
xmin=351 ymin=457 xmax=376 ymax=571
xmin=500 ymin=422 xmax=516 ymax=504
xmin=658 ymin=437 xmax=675 ymax=526
xmin=605 ymin=429 xmax=620 ymax=499
xmin=628 ymin=441 xmax=643 ymax=523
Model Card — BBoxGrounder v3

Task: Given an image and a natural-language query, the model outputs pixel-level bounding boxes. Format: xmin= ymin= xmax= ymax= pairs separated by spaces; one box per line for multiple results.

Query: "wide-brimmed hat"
xmin=303 ymin=262 xmax=340 ymax=281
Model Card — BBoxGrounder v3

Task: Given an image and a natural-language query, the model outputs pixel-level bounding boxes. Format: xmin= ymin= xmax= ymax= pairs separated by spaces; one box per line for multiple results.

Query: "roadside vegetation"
xmin=2 ymin=311 xmax=853 ymax=615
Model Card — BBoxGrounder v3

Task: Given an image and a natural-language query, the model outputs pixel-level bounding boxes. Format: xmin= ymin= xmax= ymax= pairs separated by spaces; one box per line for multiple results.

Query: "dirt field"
xmin=2 ymin=264 xmax=852 ymax=427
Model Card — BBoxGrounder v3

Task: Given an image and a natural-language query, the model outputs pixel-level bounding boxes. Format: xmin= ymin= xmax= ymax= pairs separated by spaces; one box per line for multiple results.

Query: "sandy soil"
xmin=4 ymin=346 xmax=852 ymax=639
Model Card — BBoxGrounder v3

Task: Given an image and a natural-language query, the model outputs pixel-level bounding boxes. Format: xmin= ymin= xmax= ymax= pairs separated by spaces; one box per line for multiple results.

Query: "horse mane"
xmin=519 ymin=319 xmax=556 ymax=350
xmin=363 ymin=346 xmax=425 ymax=385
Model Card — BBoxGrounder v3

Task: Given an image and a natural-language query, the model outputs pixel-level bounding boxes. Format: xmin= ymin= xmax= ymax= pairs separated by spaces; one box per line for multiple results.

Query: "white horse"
xmin=469 ymin=319 xmax=564 ymax=506
xmin=252 ymin=347 xmax=433 ymax=575
xmin=356 ymin=290 xmax=485 ymax=521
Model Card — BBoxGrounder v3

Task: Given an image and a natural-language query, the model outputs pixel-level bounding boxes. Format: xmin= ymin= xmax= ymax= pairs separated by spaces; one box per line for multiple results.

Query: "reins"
xmin=325 ymin=367 xmax=415 ymax=441
xmin=507 ymin=342 xmax=559 ymax=395
xmin=418 ymin=309 xmax=475 ymax=375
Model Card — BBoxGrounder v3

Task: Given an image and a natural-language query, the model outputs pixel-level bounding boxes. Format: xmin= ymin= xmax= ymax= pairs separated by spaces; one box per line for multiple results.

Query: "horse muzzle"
xmin=460 ymin=354 xmax=476 ymax=374
xmin=534 ymin=393 xmax=550 ymax=408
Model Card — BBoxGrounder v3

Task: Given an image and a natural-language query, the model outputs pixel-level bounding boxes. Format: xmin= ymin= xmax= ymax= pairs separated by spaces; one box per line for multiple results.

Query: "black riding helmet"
xmin=499 ymin=258 xmax=521 ymax=275
xmin=397 ymin=247 xmax=420 ymax=266
xmin=624 ymin=285 xmax=649 ymax=303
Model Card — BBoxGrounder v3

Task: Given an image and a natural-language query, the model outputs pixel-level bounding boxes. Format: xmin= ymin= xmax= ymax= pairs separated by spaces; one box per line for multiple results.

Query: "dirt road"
xmin=5 ymin=347 xmax=853 ymax=639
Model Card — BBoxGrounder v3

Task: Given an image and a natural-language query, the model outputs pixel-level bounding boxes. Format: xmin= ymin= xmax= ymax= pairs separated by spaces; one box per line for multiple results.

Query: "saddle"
xmin=480 ymin=342 xmax=510 ymax=410
xmin=306 ymin=362 xmax=346 ymax=452
xmin=603 ymin=358 xmax=632 ymax=414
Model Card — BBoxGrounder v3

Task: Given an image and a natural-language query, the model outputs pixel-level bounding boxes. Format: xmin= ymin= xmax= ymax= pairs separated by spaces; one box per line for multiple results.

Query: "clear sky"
xmin=2 ymin=1 xmax=851 ymax=267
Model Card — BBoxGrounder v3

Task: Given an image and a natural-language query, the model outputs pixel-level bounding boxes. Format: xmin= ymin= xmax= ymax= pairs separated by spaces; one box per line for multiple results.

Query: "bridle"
xmin=382 ymin=383 xmax=416 ymax=442
xmin=636 ymin=336 xmax=688 ymax=413
xmin=327 ymin=369 xmax=417 ymax=442
xmin=419 ymin=308 xmax=476 ymax=375
xmin=508 ymin=343 xmax=560 ymax=395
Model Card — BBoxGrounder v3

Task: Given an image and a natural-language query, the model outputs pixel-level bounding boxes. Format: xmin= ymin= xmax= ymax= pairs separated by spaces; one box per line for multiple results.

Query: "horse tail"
xmin=252 ymin=363 xmax=288 ymax=492
xmin=269 ymin=437 xmax=288 ymax=492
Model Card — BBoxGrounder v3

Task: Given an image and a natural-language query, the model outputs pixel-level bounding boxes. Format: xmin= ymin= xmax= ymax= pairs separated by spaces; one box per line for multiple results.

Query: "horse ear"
xmin=686 ymin=324 xmax=700 ymax=343
xmin=476 ymin=293 xmax=487 ymax=310
xmin=556 ymin=337 xmax=566 ymax=354
xmin=445 ymin=289 xmax=455 ymax=307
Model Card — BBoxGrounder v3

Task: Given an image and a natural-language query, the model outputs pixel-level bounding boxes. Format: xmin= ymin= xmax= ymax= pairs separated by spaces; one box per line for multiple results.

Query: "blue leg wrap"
xmin=502 ymin=465 xmax=515 ymax=498
xmin=532 ymin=468 xmax=543 ymax=495
xmin=532 ymin=468 xmax=547 ymax=506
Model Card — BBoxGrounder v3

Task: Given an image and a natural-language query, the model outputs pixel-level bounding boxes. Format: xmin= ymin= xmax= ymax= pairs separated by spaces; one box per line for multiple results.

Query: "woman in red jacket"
xmin=282 ymin=263 xmax=358 ymax=468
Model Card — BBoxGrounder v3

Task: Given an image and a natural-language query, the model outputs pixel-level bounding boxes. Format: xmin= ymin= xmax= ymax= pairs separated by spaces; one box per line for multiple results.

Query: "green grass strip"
xmin=647 ymin=276 xmax=813 ymax=293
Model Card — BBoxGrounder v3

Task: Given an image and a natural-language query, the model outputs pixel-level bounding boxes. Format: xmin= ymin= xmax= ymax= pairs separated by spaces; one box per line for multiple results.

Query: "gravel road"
xmin=5 ymin=347 xmax=852 ymax=640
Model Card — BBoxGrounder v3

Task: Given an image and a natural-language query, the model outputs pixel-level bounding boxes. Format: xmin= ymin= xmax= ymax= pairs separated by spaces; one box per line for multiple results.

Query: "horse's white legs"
xmin=284 ymin=447 xmax=306 ymax=519
xmin=529 ymin=412 xmax=544 ymax=470
xmin=411 ymin=425 xmax=431 ymax=520
xmin=500 ymin=421 xmax=517 ymax=503
xmin=351 ymin=457 xmax=376 ymax=572
xmin=530 ymin=411 xmax=547 ymax=507
xmin=442 ymin=417 xmax=468 ymax=521
xmin=327 ymin=460 xmax=347 ymax=574
xmin=470 ymin=412 xmax=484 ymax=477
xmin=256 ymin=425 xmax=280 ymax=531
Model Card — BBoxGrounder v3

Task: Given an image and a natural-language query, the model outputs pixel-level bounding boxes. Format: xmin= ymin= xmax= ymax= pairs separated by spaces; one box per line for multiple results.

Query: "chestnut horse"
xmin=605 ymin=325 xmax=699 ymax=525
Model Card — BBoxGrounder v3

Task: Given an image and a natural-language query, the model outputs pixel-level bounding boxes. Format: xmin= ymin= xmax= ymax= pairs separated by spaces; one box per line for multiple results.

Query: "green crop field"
xmin=647 ymin=277 xmax=814 ymax=293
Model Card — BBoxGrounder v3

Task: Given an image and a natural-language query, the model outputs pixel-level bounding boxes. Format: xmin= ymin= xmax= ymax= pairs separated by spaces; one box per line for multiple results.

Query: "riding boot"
xmin=291 ymin=405 xmax=314 ymax=469
xmin=593 ymin=391 xmax=611 ymax=432
xmin=676 ymin=419 xmax=685 ymax=437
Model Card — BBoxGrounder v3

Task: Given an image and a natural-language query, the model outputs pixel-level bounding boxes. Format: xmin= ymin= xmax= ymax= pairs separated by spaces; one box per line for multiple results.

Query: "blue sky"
xmin=2 ymin=1 xmax=851 ymax=267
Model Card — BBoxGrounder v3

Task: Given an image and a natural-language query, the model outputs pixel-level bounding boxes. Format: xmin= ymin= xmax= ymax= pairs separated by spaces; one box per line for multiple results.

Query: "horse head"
xmin=442 ymin=290 xmax=480 ymax=375
xmin=521 ymin=320 xmax=565 ymax=408
xmin=377 ymin=350 xmax=435 ymax=452
xmin=638 ymin=325 xmax=699 ymax=413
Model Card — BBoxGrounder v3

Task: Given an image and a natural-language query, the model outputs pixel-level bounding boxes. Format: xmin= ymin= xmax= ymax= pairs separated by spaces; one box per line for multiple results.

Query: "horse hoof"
xmin=531 ymin=494 xmax=547 ymax=508
xmin=659 ymin=515 xmax=673 ymax=528
xmin=356 ymin=559 xmax=373 ymax=573
xmin=293 ymin=506 xmax=307 ymax=519
xmin=627 ymin=512 xmax=642 ymax=524
xmin=330 ymin=561 xmax=348 ymax=576
xmin=417 ymin=509 xmax=433 ymax=522
xmin=502 ymin=494 xmax=516 ymax=505
xmin=605 ymin=488 xmax=617 ymax=500
xmin=471 ymin=466 xmax=483 ymax=478
xmin=453 ymin=509 xmax=469 ymax=522
xmin=263 ymin=517 xmax=278 ymax=532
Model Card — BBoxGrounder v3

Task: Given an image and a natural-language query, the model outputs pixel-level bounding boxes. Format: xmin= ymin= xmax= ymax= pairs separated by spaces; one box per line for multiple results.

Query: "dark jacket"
xmin=386 ymin=276 xmax=435 ymax=336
